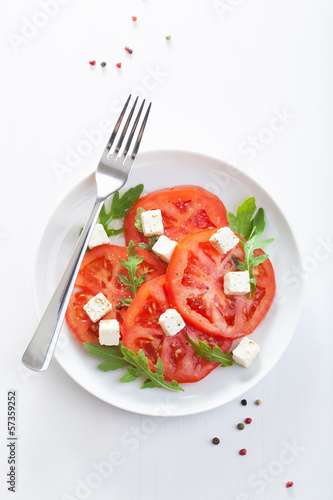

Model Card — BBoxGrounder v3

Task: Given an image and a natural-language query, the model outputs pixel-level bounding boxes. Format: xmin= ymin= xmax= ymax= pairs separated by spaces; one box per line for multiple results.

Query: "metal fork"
xmin=22 ymin=95 xmax=151 ymax=372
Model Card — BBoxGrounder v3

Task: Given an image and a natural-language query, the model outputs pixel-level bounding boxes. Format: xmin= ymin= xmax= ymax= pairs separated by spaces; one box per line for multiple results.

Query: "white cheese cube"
xmin=209 ymin=227 xmax=239 ymax=254
xmin=232 ymin=337 xmax=260 ymax=368
xmin=152 ymin=235 xmax=177 ymax=263
xmin=141 ymin=209 xmax=164 ymax=237
xmin=83 ymin=293 xmax=112 ymax=323
xmin=224 ymin=270 xmax=251 ymax=295
xmin=88 ymin=223 xmax=109 ymax=250
xmin=99 ymin=319 xmax=120 ymax=346
xmin=158 ymin=309 xmax=185 ymax=337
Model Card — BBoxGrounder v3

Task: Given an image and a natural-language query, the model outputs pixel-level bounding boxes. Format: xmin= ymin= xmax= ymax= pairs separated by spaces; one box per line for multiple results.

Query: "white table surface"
xmin=1 ymin=1 xmax=332 ymax=499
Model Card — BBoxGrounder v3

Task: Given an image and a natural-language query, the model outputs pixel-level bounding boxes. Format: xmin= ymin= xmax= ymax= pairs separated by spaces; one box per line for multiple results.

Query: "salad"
xmin=65 ymin=185 xmax=276 ymax=392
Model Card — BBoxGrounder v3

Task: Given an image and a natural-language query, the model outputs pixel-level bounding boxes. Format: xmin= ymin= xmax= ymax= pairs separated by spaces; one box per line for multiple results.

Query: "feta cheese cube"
xmin=83 ymin=293 xmax=112 ymax=323
xmin=141 ymin=210 xmax=164 ymax=237
xmin=158 ymin=309 xmax=185 ymax=337
xmin=232 ymin=337 xmax=260 ymax=368
xmin=224 ymin=270 xmax=250 ymax=295
xmin=209 ymin=227 xmax=239 ymax=254
xmin=152 ymin=235 xmax=177 ymax=263
xmin=99 ymin=319 xmax=120 ymax=346
xmin=88 ymin=223 xmax=109 ymax=250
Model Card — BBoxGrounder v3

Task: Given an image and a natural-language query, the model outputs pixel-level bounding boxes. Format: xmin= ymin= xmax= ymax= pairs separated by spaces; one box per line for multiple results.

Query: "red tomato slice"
xmin=66 ymin=287 xmax=123 ymax=343
xmin=65 ymin=244 xmax=166 ymax=343
xmin=124 ymin=185 xmax=228 ymax=246
xmin=122 ymin=275 xmax=233 ymax=383
xmin=166 ymin=229 xmax=276 ymax=339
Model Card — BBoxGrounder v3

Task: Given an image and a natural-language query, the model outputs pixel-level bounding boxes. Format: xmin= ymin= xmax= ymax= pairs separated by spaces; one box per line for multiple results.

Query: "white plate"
xmin=33 ymin=150 xmax=302 ymax=417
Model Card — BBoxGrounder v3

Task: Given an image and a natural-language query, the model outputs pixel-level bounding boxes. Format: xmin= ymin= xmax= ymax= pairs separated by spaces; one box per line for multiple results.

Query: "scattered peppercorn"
xmin=212 ymin=437 xmax=220 ymax=445
xmin=241 ymin=399 xmax=247 ymax=406
xmin=125 ymin=47 xmax=133 ymax=54
xmin=89 ymin=60 xmax=96 ymax=66
xmin=239 ymin=449 xmax=247 ymax=456
xmin=115 ymin=302 xmax=123 ymax=311
xmin=245 ymin=418 xmax=252 ymax=424
xmin=132 ymin=16 xmax=137 ymax=21
xmin=166 ymin=35 xmax=171 ymax=40
xmin=101 ymin=62 xmax=106 ymax=67
xmin=255 ymin=399 xmax=262 ymax=406
xmin=237 ymin=423 xmax=245 ymax=430
xmin=286 ymin=481 xmax=294 ymax=488
xmin=116 ymin=63 xmax=122 ymax=68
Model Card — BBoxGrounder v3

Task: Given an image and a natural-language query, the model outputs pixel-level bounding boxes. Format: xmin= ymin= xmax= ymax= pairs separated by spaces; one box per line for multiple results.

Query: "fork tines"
xmin=105 ymin=95 xmax=151 ymax=163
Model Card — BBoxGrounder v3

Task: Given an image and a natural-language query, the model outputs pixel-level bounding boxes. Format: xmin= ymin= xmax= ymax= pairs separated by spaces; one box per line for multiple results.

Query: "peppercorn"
xmin=128 ymin=49 xmax=133 ymax=54
xmin=241 ymin=399 xmax=247 ymax=406
xmin=245 ymin=418 xmax=252 ymax=424
xmin=89 ymin=60 xmax=96 ymax=66
xmin=212 ymin=437 xmax=220 ymax=445
xmin=132 ymin=16 xmax=137 ymax=21
xmin=101 ymin=62 xmax=106 ymax=67
xmin=255 ymin=399 xmax=262 ymax=406
xmin=166 ymin=35 xmax=171 ymax=40
xmin=286 ymin=481 xmax=294 ymax=488
xmin=115 ymin=302 xmax=123 ymax=311
xmin=116 ymin=63 xmax=122 ymax=69
xmin=239 ymin=449 xmax=247 ymax=456
xmin=237 ymin=423 xmax=245 ymax=430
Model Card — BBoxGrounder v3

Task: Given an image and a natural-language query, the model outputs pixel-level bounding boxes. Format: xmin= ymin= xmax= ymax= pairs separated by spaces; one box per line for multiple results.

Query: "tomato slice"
xmin=124 ymin=185 xmax=228 ymax=246
xmin=165 ymin=229 xmax=276 ymax=339
xmin=65 ymin=244 xmax=166 ymax=343
xmin=122 ymin=275 xmax=232 ymax=383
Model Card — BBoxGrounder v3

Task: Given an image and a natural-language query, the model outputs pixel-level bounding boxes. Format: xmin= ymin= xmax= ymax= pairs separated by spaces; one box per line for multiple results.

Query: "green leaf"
xmin=119 ymin=370 xmax=139 ymax=383
xmin=227 ymin=196 xmax=256 ymax=239
xmin=121 ymin=347 xmax=184 ymax=391
xmin=83 ymin=343 xmax=129 ymax=371
xmin=134 ymin=207 xmax=145 ymax=232
xmin=98 ymin=184 xmax=144 ymax=236
xmin=118 ymin=240 xmax=146 ymax=303
xmin=119 ymin=297 xmax=133 ymax=307
xmin=185 ymin=334 xmax=233 ymax=367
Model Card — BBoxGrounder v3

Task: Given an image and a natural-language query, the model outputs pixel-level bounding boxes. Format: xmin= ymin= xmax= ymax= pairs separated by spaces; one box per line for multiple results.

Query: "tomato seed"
xmin=237 ymin=423 xmax=245 ymax=430
xmin=239 ymin=449 xmax=247 ymax=456
xmin=241 ymin=399 xmax=247 ymax=406
xmin=286 ymin=481 xmax=294 ymax=488
xmin=212 ymin=437 xmax=220 ymax=445
xmin=245 ymin=418 xmax=252 ymax=424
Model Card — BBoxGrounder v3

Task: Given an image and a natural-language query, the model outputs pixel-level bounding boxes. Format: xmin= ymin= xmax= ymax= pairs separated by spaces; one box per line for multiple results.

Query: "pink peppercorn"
xmin=89 ymin=60 xmax=96 ymax=66
xmin=239 ymin=449 xmax=247 ymax=456
xmin=132 ymin=16 xmax=137 ymax=21
xmin=116 ymin=63 xmax=122 ymax=69
xmin=245 ymin=418 xmax=252 ymax=424
xmin=286 ymin=481 xmax=294 ymax=488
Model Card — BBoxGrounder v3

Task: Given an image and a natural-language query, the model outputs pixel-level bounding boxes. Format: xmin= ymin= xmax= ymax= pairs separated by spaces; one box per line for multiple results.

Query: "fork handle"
xmin=22 ymin=198 xmax=104 ymax=372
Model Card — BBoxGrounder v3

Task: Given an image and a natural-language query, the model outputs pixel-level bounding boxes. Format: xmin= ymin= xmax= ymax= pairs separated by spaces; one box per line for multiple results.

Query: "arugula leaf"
xmin=227 ymin=196 xmax=257 ymax=239
xmin=83 ymin=343 xmax=130 ymax=371
xmin=84 ymin=342 xmax=184 ymax=392
xmin=98 ymin=184 xmax=144 ymax=236
xmin=134 ymin=207 xmax=159 ymax=251
xmin=120 ymin=347 xmax=184 ymax=391
xmin=228 ymin=198 xmax=274 ymax=297
xmin=185 ymin=334 xmax=233 ymax=366
xmin=118 ymin=240 xmax=146 ymax=305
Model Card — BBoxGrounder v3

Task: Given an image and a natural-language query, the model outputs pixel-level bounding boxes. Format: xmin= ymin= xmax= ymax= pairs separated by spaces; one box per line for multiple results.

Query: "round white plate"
xmin=33 ymin=150 xmax=302 ymax=417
